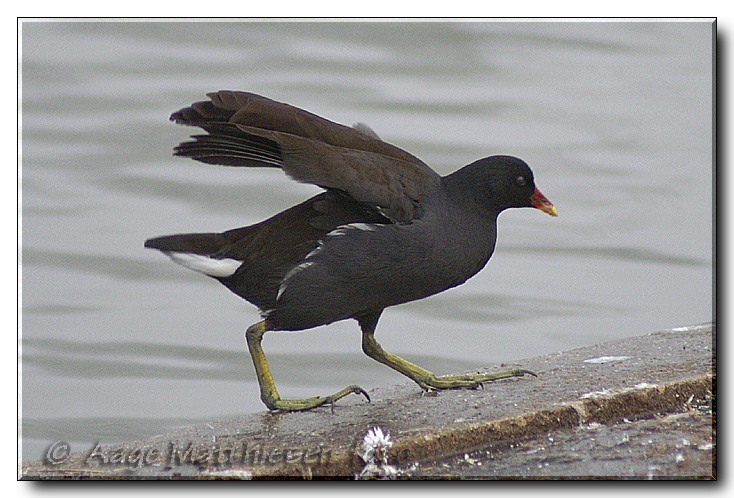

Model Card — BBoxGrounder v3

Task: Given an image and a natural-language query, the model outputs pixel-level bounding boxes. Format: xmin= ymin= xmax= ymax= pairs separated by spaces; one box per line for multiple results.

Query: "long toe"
xmin=267 ymin=384 xmax=370 ymax=412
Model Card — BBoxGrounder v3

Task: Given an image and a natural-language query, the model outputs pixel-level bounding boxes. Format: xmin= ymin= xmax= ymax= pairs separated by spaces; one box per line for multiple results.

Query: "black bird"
xmin=145 ymin=91 xmax=557 ymax=411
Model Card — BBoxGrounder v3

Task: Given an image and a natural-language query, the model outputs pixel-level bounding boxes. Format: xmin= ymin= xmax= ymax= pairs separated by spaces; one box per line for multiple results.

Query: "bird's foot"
xmin=262 ymin=384 xmax=370 ymax=412
xmin=416 ymin=368 xmax=536 ymax=391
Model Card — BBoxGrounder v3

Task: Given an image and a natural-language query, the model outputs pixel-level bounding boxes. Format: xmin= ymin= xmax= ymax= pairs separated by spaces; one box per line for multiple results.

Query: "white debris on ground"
xmin=356 ymin=427 xmax=398 ymax=480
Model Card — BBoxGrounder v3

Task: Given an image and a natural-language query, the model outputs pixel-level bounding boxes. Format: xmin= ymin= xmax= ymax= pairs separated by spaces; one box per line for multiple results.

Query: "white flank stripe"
xmin=277 ymin=261 xmax=316 ymax=301
xmin=166 ymin=252 xmax=242 ymax=277
xmin=326 ymin=222 xmax=377 ymax=238
xmin=304 ymin=242 xmax=324 ymax=261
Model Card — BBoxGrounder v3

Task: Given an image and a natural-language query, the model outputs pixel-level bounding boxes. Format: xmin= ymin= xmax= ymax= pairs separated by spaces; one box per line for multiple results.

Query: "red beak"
xmin=531 ymin=187 xmax=557 ymax=217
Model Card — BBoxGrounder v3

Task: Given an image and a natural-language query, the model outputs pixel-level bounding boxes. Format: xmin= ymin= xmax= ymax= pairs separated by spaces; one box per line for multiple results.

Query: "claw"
xmin=518 ymin=369 xmax=538 ymax=377
xmin=357 ymin=387 xmax=371 ymax=403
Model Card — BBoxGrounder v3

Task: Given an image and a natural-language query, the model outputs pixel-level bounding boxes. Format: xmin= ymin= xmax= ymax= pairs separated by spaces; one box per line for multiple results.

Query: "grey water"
xmin=20 ymin=20 xmax=714 ymax=461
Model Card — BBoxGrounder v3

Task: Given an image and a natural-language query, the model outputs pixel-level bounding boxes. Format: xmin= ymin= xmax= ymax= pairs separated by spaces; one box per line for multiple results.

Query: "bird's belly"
xmin=269 ymin=221 xmax=494 ymax=330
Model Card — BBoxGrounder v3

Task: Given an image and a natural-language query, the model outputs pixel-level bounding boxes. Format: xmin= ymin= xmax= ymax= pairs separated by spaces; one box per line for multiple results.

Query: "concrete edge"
xmin=18 ymin=375 xmax=713 ymax=479
xmin=385 ymin=374 xmax=713 ymax=471
xmin=247 ymin=373 xmax=714 ymax=478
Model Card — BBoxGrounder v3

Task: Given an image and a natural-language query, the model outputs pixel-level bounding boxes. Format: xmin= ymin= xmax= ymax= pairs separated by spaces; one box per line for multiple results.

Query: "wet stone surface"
xmin=402 ymin=395 xmax=714 ymax=479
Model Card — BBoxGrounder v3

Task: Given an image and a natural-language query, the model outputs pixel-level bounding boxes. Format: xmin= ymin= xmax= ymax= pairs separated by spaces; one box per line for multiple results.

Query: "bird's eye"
xmin=516 ymin=176 xmax=526 ymax=187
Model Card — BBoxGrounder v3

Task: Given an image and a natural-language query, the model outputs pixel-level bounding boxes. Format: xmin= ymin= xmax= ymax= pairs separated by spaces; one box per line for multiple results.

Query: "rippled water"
xmin=20 ymin=20 xmax=713 ymax=460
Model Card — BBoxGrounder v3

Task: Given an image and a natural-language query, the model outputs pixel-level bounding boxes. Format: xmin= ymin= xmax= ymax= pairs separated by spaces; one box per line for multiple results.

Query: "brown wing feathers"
xmin=175 ymin=91 xmax=420 ymax=163
xmin=170 ymin=91 xmax=441 ymax=223
xmin=174 ymin=126 xmax=282 ymax=168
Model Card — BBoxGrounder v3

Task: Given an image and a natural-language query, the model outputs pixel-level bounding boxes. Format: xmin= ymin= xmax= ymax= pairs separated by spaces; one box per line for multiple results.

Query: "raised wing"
xmin=170 ymin=91 xmax=441 ymax=223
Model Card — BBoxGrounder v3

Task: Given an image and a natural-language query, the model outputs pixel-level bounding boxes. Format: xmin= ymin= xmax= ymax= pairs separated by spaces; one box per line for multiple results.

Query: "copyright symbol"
xmin=45 ymin=440 xmax=71 ymax=465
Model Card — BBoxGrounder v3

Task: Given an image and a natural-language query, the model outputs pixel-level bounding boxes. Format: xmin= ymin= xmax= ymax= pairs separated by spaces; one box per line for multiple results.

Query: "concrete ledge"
xmin=20 ymin=322 xmax=714 ymax=479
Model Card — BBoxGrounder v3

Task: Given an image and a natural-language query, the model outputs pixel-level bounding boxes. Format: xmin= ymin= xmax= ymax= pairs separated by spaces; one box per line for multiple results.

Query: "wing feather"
xmin=171 ymin=91 xmax=440 ymax=222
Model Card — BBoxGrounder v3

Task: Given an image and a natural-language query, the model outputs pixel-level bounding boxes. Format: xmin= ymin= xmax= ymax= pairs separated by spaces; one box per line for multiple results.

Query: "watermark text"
xmin=44 ymin=440 xmax=331 ymax=472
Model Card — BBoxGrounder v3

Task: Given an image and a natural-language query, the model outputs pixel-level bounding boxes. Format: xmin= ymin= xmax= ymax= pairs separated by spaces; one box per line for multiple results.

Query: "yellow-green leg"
xmin=245 ymin=320 xmax=370 ymax=411
xmin=358 ymin=312 xmax=535 ymax=391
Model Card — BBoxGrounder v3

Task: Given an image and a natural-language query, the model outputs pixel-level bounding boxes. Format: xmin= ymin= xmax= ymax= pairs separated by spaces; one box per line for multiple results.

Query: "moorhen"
xmin=145 ymin=91 xmax=557 ymax=411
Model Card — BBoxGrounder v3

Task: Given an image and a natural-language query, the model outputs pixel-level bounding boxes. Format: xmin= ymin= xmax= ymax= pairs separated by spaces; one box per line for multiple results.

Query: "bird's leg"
xmin=245 ymin=320 xmax=370 ymax=411
xmin=358 ymin=313 xmax=535 ymax=391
